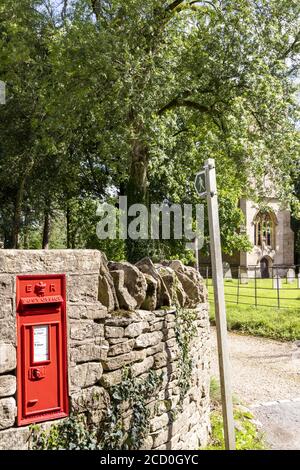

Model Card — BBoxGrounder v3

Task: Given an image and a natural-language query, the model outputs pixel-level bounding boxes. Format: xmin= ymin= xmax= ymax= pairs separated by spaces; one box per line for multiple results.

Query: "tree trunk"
xmin=127 ymin=140 xmax=148 ymax=207
xmin=23 ymin=209 xmax=30 ymax=249
xmin=11 ymin=157 xmax=34 ymax=249
xmin=42 ymin=209 xmax=51 ymax=249
xmin=3 ymin=229 xmax=13 ymax=249
xmin=66 ymin=204 xmax=71 ymax=249
xmin=126 ymin=138 xmax=150 ymax=262
xmin=12 ymin=177 xmax=26 ymax=249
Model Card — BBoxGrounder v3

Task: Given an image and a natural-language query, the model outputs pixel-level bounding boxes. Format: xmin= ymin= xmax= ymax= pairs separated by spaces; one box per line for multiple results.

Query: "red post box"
xmin=16 ymin=274 xmax=69 ymax=426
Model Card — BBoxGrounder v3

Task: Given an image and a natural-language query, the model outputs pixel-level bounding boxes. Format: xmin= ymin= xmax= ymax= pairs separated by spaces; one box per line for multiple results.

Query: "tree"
xmin=0 ymin=0 xmax=299 ymax=262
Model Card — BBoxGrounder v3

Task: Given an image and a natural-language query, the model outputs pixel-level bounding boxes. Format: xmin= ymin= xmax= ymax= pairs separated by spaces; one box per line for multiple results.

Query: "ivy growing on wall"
xmin=101 ymin=368 xmax=163 ymax=450
xmin=31 ymin=415 xmax=100 ymax=450
xmin=175 ymin=307 xmax=198 ymax=407
xmin=31 ymin=368 xmax=163 ymax=451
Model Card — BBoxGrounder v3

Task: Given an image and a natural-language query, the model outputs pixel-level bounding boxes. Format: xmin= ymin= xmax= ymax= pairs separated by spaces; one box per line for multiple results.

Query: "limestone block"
xmin=165 ymin=312 xmax=176 ymax=322
xmin=163 ymin=328 xmax=176 ymax=340
xmin=140 ymin=435 xmax=154 ymax=451
xmin=0 ymin=250 xmax=101 ymax=274
xmin=105 ymin=326 xmax=125 ymax=338
xmin=141 ymin=273 xmax=158 ymax=311
xmin=98 ymin=275 xmax=117 ymax=312
xmin=105 ymin=316 xmax=134 ymax=327
xmin=0 ymin=319 xmax=16 ymax=344
xmin=135 ymin=331 xmax=163 ymax=349
xmin=109 ymin=261 xmax=147 ymax=308
xmin=124 ymin=321 xmax=149 ymax=338
xmin=102 ymin=350 xmax=146 ymax=371
xmin=145 ymin=342 xmax=164 ymax=357
xmin=151 ymin=428 xmax=169 ymax=448
xmin=164 ymin=259 xmax=186 ymax=273
xmin=100 ymin=369 xmax=123 ymax=388
xmin=99 ymin=251 xmax=119 ymax=311
xmin=70 ymin=363 xmax=103 ymax=388
xmin=0 ymin=275 xmax=13 ymax=297
xmin=136 ymin=310 xmax=156 ymax=322
xmin=135 ymin=258 xmax=171 ymax=307
xmin=163 ymin=341 xmax=180 ymax=361
xmin=163 ymin=260 xmax=207 ymax=305
xmin=0 ymin=343 xmax=16 ymax=374
xmin=68 ymin=274 xmax=99 ymax=303
xmin=71 ymin=386 xmax=109 ymax=414
xmin=108 ymin=337 xmax=128 ymax=345
xmin=0 ymin=426 xmax=31 ymax=450
xmin=70 ymin=342 xmax=108 ymax=364
xmin=153 ymin=351 xmax=168 ymax=369
xmin=157 ymin=266 xmax=187 ymax=307
xmin=149 ymin=321 xmax=164 ymax=332
xmin=70 ymin=321 xmax=104 ymax=342
xmin=150 ymin=413 xmax=170 ymax=433
xmin=68 ymin=303 xmax=108 ymax=320
xmin=175 ymin=271 xmax=204 ymax=307
xmin=131 ymin=356 xmax=154 ymax=377
xmin=0 ymin=398 xmax=16 ymax=430
xmin=0 ymin=301 xmax=13 ymax=320
xmin=183 ymin=430 xmax=200 ymax=450
xmin=110 ymin=270 xmax=137 ymax=311
xmin=0 ymin=376 xmax=16 ymax=398
xmin=108 ymin=339 xmax=135 ymax=357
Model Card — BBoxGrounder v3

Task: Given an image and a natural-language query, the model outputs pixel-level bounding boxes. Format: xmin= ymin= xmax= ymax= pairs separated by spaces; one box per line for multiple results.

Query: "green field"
xmin=208 ymin=279 xmax=300 ymax=341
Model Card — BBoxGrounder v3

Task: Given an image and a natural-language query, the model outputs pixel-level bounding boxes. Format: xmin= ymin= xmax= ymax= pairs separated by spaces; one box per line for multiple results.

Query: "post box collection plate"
xmin=16 ymin=274 xmax=69 ymax=426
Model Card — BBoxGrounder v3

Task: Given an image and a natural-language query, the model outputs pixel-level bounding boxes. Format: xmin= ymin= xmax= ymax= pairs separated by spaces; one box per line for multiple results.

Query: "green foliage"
xmin=210 ymin=303 xmax=300 ymax=341
xmin=175 ymin=307 xmax=198 ymax=405
xmin=101 ymin=368 xmax=163 ymax=450
xmin=206 ymin=409 xmax=266 ymax=450
xmin=31 ymin=415 xmax=100 ymax=450
xmin=210 ymin=377 xmax=222 ymax=405
xmin=208 ymin=278 xmax=300 ymax=340
xmin=0 ymin=0 xmax=299 ymax=257
xmin=207 ymin=378 xmax=266 ymax=450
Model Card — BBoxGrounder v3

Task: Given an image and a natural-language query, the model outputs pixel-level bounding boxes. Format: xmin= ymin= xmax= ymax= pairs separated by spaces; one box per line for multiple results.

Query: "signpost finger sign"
xmin=194 ymin=170 xmax=207 ymax=198
xmin=195 ymin=159 xmax=236 ymax=450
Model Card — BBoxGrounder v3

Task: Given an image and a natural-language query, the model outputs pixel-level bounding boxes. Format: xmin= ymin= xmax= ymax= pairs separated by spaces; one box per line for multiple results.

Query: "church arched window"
xmin=254 ymin=212 xmax=275 ymax=248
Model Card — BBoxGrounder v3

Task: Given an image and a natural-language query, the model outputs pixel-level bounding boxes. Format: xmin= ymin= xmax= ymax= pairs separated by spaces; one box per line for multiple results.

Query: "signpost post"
xmin=195 ymin=158 xmax=236 ymax=450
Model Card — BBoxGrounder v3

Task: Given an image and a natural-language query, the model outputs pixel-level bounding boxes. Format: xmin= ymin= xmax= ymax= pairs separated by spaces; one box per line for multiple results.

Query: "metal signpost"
xmin=195 ymin=158 xmax=236 ymax=450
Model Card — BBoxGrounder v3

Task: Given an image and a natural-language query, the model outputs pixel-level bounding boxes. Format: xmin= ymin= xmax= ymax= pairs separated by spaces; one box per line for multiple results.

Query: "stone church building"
xmin=200 ymin=189 xmax=295 ymax=279
xmin=237 ymin=197 xmax=294 ymax=277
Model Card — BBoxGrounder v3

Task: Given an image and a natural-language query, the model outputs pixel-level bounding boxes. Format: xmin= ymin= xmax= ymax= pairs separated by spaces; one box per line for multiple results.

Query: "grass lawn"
xmin=208 ymin=279 xmax=300 ymax=341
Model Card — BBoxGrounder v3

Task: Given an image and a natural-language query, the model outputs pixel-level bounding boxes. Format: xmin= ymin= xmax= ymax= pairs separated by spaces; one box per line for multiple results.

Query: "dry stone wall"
xmin=0 ymin=250 xmax=210 ymax=450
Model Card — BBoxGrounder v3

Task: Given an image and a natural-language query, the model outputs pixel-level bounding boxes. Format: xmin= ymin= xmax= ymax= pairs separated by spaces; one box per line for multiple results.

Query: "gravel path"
xmin=210 ymin=328 xmax=300 ymax=449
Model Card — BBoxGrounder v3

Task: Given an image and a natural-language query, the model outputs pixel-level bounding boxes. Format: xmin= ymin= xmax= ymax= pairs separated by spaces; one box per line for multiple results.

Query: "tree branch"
xmin=90 ymin=0 xmax=101 ymax=20
xmin=166 ymin=1 xmax=186 ymax=12
xmin=167 ymin=0 xmax=217 ymax=15
xmin=278 ymin=31 xmax=300 ymax=60
xmin=61 ymin=0 xmax=68 ymax=21
xmin=172 ymin=127 xmax=189 ymax=137
xmin=158 ymin=97 xmax=210 ymax=115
